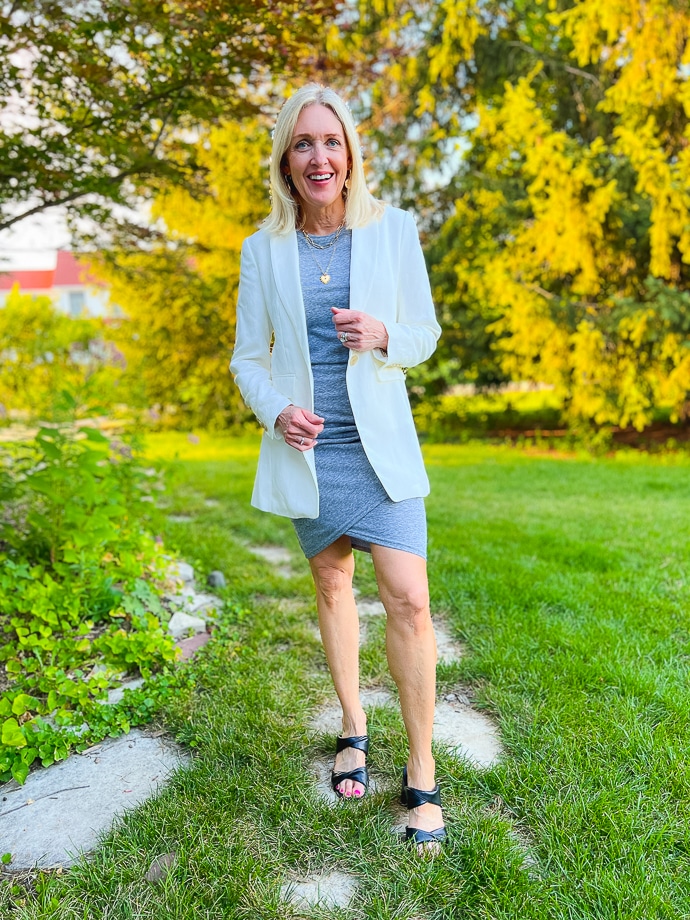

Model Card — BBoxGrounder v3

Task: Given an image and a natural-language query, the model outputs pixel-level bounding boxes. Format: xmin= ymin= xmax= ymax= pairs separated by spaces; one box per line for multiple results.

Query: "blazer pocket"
xmin=375 ymin=365 xmax=406 ymax=383
xmin=271 ymin=373 xmax=296 ymax=400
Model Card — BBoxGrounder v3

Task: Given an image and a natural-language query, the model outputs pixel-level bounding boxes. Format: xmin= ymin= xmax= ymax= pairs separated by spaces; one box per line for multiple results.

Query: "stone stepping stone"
xmin=310 ymin=758 xmax=341 ymax=804
xmin=248 ymin=545 xmax=293 ymax=578
xmin=163 ymin=561 xmax=219 ymax=624
xmin=104 ymin=677 xmax=145 ymax=705
xmin=309 ymin=688 xmax=395 ymax=735
xmin=389 ymin=800 xmax=409 ymax=837
xmin=280 ymin=870 xmax=358 ymax=909
xmin=487 ymin=795 xmax=539 ymax=871
xmin=357 ymin=598 xmax=386 ymax=617
xmin=0 ymin=557 xmax=217 ymax=873
xmin=0 ymin=730 xmax=189 ymax=869
xmin=433 ymin=617 xmax=464 ymax=662
xmin=167 ymin=611 xmax=207 ymax=638
xmin=433 ymin=698 xmax=503 ymax=768
xmin=166 ymin=560 xmax=195 ymax=584
xmin=177 ymin=632 xmax=211 ymax=661
xmin=169 ymin=591 xmax=218 ymax=617
xmin=145 ymin=851 xmax=177 ymax=884
xmin=508 ymin=826 xmax=539 ymax=872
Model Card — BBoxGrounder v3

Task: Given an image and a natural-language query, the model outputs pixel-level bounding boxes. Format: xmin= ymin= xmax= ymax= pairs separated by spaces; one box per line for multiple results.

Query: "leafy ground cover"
xmin=2 ymin=433 xmax=689 ymax=918
xmin=0 ymin=420 xmax=184 ymax=785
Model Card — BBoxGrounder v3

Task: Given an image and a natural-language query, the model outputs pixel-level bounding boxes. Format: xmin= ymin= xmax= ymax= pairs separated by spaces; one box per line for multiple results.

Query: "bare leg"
xmin=371 ymin=544 xmax=444 ymax=845
xmin=309 ymin=536 xmax=367 ymax=797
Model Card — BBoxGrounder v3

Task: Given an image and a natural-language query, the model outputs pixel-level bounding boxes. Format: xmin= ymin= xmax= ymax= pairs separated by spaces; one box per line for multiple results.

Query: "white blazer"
xmin=230 ymin=205 xmax=441 ymax=518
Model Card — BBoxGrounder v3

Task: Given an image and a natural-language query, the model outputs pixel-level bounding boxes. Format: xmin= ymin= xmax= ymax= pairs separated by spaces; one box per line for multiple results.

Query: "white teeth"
xmin=308 ymin=173 xmax=332 ymax=180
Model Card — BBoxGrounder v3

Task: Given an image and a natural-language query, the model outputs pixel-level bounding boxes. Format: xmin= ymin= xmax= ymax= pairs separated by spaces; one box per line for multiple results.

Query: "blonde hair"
xmin=263 ymin=83 xmax=386 ymax=235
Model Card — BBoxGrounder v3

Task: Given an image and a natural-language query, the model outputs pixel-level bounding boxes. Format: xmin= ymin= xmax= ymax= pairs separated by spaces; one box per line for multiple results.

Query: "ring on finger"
xmin=338 ymin=331 xmax=348 ymax=343
xmin=299 ymin=437 xmax=305 ymax=445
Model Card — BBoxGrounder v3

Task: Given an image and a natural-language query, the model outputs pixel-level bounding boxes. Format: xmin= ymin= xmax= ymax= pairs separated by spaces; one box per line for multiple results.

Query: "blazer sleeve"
xmin=377 ymin=210 xmax=441 ymax=370
xmin=230 ymin=237 xmax=291 ymax=438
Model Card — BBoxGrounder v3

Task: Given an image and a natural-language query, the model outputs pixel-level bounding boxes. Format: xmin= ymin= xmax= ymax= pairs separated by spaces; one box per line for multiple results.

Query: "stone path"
xmin=0 ymin=732 xmax=188 ymax=869
xmin=262 ymin=545 xmax=510 ymax=913
xmin=248 ymin=544 xmax=293 ymax=579
xmin=2 ymin=541 xmax=519 ymax=912
xmin=0 ymin=561 xmax=219 ymax=869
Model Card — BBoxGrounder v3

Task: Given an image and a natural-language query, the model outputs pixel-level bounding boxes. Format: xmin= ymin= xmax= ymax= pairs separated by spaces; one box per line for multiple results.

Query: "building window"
xmin=68 ymin=290 xmax=86 ymax=316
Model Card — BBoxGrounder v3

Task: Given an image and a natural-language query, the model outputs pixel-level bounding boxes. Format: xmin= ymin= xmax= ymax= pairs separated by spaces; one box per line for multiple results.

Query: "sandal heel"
xmin=400 ymin=765 xmax=447 ymax=847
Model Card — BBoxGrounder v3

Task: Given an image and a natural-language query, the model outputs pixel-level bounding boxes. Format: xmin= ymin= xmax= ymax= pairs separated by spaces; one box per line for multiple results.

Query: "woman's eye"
xmin=326 ymin=138 xmax=340 ymax=146
xmin=295 ymin=141 xmax=310 ymax=150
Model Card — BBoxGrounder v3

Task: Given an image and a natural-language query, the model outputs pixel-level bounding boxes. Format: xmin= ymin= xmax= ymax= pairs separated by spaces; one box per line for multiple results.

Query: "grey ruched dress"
xmin=291 ymin=228 xmax=427 ymax=560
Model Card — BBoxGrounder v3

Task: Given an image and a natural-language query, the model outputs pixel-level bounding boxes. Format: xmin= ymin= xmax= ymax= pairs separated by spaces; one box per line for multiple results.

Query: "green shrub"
xmin=0 ymin=407 xmax=180 ymax=784
xmin=413 ymin=389 xmax=564 ymax=442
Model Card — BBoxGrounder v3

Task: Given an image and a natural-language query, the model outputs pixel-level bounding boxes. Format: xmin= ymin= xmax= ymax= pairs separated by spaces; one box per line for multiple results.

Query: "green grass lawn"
xmin=5 ymin=435 xmax=690 ymax=919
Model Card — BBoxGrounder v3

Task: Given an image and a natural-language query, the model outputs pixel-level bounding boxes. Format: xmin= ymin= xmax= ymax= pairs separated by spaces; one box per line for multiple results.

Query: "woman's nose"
xmin=311 ymin=142 xmax=329 ymax=163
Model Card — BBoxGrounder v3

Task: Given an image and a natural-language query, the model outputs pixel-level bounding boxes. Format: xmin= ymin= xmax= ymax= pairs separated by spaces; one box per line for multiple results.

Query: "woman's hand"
xmin=276 ymin=405 xmax=324 ymax=451
xmin=331 ymin=307 xmax=389 ymax=353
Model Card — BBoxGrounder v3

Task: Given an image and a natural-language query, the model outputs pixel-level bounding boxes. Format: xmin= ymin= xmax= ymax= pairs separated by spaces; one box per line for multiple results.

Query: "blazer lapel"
xmin=350 ymin=220 xmax=379 ymax=314
xmin=269 ymin=231 xmax=310 ymax=365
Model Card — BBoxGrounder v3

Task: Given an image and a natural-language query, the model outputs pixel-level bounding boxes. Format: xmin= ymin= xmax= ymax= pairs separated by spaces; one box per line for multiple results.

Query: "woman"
xmin=230 ymin=84 xmax=445 ymax=850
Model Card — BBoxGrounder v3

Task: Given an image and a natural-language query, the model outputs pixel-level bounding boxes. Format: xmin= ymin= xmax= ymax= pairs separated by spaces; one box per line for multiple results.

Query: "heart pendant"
xmin=320 ymin=273 xmax=330 ymax=284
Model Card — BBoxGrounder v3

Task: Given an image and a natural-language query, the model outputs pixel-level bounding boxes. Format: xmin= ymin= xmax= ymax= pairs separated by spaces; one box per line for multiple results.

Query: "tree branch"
xmin=507 ymin=41 xmax=602 ymax=87
xmin=0 ymin=166 xmax=153 ymax=232
xmin=149 ymin=91 xmax=185 ymax=160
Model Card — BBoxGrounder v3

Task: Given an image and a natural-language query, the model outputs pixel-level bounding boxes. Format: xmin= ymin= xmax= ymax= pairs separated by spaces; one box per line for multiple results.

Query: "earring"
xmin=284 ymin=174 xmax=294 ymax=191
xmin=344 ymin=169 xmax=351 ymax=189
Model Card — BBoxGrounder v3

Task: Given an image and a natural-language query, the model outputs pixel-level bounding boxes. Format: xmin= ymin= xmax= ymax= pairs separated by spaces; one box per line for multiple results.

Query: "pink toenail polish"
xmin=354 ymin=790 xmax=362 ymax=796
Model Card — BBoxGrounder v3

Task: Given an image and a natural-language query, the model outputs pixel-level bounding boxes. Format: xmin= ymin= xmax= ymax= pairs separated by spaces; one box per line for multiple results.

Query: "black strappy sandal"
xmin=331 ymin=735 xmax=369 ymax=798
xmin=400 ymin=766 xmax=447 ymax=846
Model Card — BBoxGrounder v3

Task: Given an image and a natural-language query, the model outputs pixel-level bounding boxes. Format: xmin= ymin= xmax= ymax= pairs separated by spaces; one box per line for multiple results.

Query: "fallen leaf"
xmin=145 ymin=852 xmax=177 ymax=884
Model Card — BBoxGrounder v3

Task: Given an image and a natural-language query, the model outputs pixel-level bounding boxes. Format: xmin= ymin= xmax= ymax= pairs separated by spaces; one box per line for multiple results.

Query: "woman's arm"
xmin=230 ymin=239 xmax=292 ymax=439
xmin=383 ymin=210 xmax=441 ymax=369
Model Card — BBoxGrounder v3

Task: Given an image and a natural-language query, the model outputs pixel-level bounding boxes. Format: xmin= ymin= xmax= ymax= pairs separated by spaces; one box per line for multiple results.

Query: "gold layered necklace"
xmin=301 ymin=222 xmax=346 ymax=284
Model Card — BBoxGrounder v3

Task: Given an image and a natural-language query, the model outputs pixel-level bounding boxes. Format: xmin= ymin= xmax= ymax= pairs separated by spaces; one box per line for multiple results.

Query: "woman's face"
xmin=284 ymin=104 xmax=351 ymax=219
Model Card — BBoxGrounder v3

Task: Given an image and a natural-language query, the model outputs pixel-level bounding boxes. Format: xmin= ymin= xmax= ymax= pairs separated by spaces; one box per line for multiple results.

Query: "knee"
xmin=385 ymin=585 xmax=430 ymax=632
xmin=312 ymin=564 xmax=353 ymax=608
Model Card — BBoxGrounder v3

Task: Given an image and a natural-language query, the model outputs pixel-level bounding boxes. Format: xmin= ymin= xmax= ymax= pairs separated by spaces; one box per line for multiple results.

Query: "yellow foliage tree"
xmin=340 ymin=0 xmax=690 ymax=430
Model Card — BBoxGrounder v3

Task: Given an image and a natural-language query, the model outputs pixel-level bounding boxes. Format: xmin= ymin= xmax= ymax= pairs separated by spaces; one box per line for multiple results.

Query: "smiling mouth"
xmin=307 ymin=173 xmax=334 ymax=182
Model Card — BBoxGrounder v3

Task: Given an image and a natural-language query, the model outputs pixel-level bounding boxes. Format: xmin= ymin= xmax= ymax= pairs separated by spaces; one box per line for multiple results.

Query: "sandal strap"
xmin=405 ymin=826 xmax=447 ymax=845
xmin=331 ymin=766 xmax=369 ymax=789
xmin=400 ymin=767 xmax=443 ymax=809
xmin=403 ymin=783 xmax=442 ymax=809
xmin=335 ymin=734 xmax=369 ymax=755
